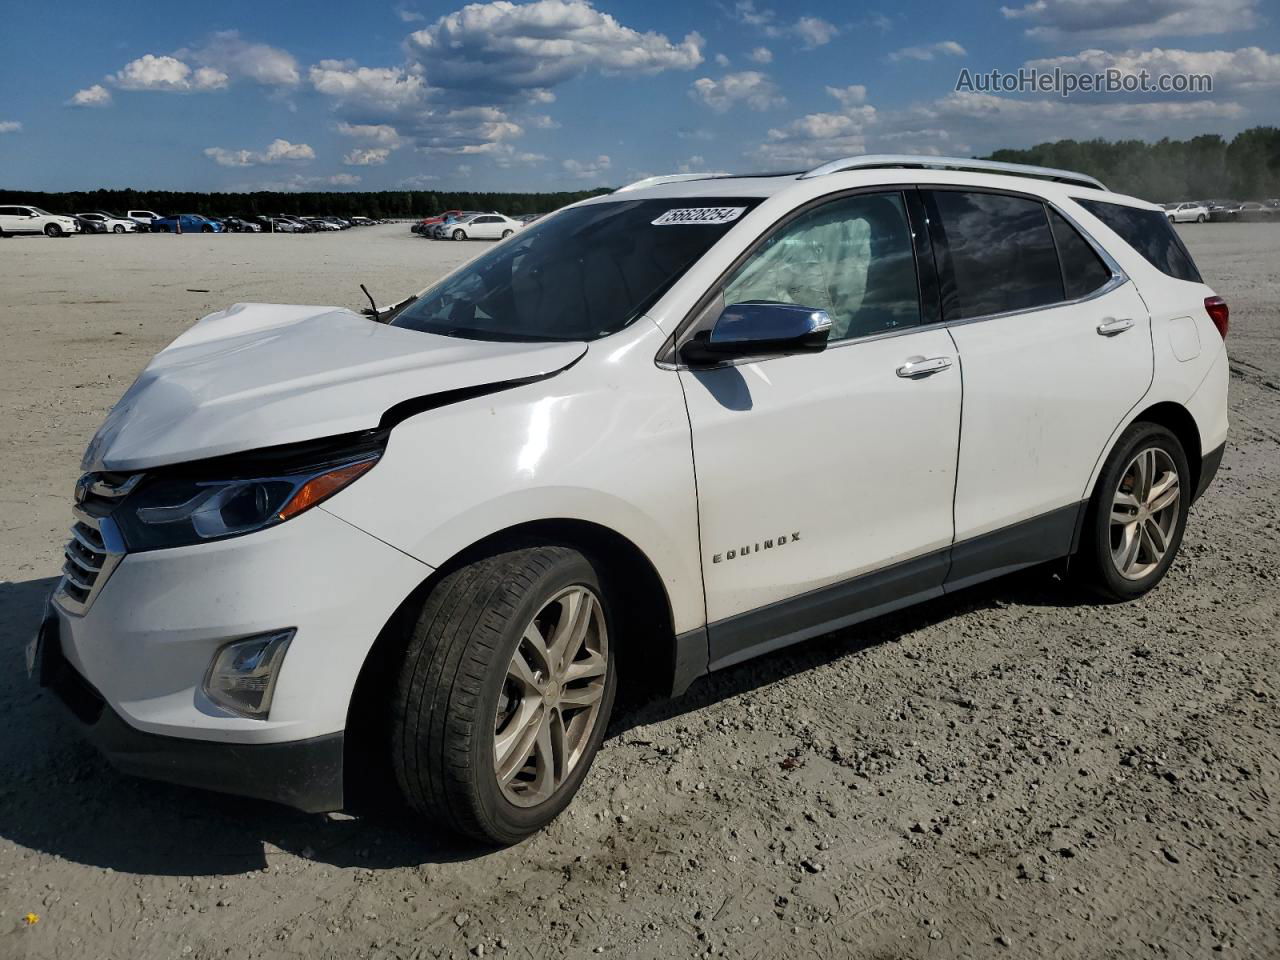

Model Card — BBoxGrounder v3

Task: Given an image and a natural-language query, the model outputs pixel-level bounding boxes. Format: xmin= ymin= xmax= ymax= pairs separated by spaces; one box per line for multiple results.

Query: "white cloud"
xmin=396 ymin=5 xmax=426 ymax=22
xmin=309 ymin=59 xmax=429 ymax=109
xmin=180 ymin=31 xmax=300 ymax=87
xmin=204 ymin=138 xmax=316 ymax=167
xmin=398 ymin=173 xmax=440 ymax=186
xmin=751 ymin=85 xmax=878 ymax=166
xmin=690 ymin=71 xmax=785 ymax=112
xmin=714 ymin=53 xmax=731 ymax=67
xmin=562 ymin=154 xmax=612 ymax=180
xmin=406 ymin=0 xmax=703 ymax=100
xmin=240 ymin=172 xmax=362 ymax=191
xmin=793 ymin=16 xmax=839 ymax=48
xmin=1001 ymin=0 xmax=1259 ymax=41
xmin=1025 ymin=46 xmax=1280 ymax=93
xmin=748 ymin=46 xmax=773 ymax=64
xmin=343 ymin=148 xmax=391 ymax=166
xmin=825 ymin=84 xmax=868 ymax=108
xmin=335 ymin=122 xmax=405 ymax=147
xmin=889 ymin=40 xmax=967 ymax=62
xmin=67 ymin=85 xmax=112 ymax=107
xmin=113 ymin=54 xmax=228 ymax=91
xmin=0 ymin=120 xmax=21 ymax=133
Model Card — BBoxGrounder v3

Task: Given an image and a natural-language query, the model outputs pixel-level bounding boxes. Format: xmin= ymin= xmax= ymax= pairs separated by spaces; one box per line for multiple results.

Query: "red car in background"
xmin=411 ymin=210 xmax=463 ymax=235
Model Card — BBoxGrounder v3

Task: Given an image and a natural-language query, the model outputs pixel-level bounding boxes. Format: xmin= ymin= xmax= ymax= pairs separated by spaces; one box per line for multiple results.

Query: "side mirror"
xmin=680 ymin=301 xmax=833 ymax=367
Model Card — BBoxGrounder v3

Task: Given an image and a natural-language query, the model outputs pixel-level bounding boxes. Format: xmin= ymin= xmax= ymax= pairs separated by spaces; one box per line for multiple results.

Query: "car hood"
xmin=82 ymin=302 xmax=587 ymax=472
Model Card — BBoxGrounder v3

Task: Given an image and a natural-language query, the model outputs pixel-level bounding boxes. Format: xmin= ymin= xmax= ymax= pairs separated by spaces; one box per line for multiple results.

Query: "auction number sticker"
xmin=652 ymin=206 xmax=747 ymax=226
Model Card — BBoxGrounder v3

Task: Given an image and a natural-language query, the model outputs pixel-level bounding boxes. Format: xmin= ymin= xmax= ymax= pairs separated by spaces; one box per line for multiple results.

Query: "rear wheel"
xmin=1080 ymin=422 xmax=1190 ymax=601
xmin=391 ymin=546 xmax=616 ymax=845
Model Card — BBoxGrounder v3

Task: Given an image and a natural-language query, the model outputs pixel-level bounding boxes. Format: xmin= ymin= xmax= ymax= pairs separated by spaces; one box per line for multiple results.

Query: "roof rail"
xmin=613 ymin=173 xmax=718 ymax=193
xmin=799 ymin=154 xmax=1107 ymax=191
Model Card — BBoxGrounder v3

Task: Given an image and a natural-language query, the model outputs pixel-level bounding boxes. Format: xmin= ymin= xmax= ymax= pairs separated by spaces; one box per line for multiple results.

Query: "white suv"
xmin=32 ymin=156 xmax=1228 ymax=844
xmin=0 ymin=204 xmax=81 ymax=237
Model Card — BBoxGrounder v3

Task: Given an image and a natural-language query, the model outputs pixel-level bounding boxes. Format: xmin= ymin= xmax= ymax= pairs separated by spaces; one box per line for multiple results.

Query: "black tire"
xmin=44 ymin=223 xmax=62 ymax=238
xmin=113 ymin=224 xmax=125 ymax=234
xmin=1196 ymin=214 xmax=1206 ymax=223
xmin=501 ymin=229 xmax=513 ymax=239
xmin=202 ymin=224 xmax=213 ymax=233
xmin=391 ymin=545 xmax=618 ymax=845
xmin=1079 ymin=422 xmax=1190 ymax=601
xmin=452 ymin=228 xmax=465 ymax=240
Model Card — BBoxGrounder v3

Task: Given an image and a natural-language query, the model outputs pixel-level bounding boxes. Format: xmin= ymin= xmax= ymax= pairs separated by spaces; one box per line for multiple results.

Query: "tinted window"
xmin=393 ymin=198 xmax=760 ymax=341
xmin=1048 ymin=209 xmax=1112 ymax=299
xmin=721 ymin=192 xmax=920 ymax=342
xmin=924 ymin=191 xmax=1064 ymax=321
xmin=1075 ymin=198 xmax=1202 ymax=284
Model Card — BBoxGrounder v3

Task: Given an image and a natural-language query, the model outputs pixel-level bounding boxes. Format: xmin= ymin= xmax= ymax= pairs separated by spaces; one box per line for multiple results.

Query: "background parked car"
xmin=126 ymin=209 xmax=162 ymax=230
xmin=430 ymin=211 xmax=488 ymax=238
xmin=413 ymin=209 xmax=464 ymax=234
xmin=445 ymin=212 xmax=523 ymax=240
xmin=74 ymin=214 xmax=108 ymax=234
xmin=1235 ymin=202 xmax=1275 ymax=222
xmin=75 ymin=211 xmax=139 ymax=233
xmin=222 ymin=216 xmax=261 ymax=233
xmin=1166 ymin=201 xmax=1208 ymax=223
xmin=151 ymin=214 xmax=224 ymax=233
xmin=1207 ymin=200 xmax=1237 ymax=222
xmin=0 ymin=204 xmax=80 ymax=237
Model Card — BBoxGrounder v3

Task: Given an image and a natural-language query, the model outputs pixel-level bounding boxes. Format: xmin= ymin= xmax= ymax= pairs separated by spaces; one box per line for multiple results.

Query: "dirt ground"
xmin=1 ymin=223 xmax=1277 ymax=960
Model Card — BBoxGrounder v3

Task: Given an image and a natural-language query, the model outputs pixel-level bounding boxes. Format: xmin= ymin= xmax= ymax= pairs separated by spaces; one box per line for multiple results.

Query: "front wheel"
xmin=1079 ymin=422 xmax=1190 ymax=601
xmin=44 ymin=223 xmax=62 ymax=238
xmin=1197 ymin=214 xmax=1207 ymax=223
xmin=452 ymin=228 xmax=466 ymax=240
xmin=392 ymin=546 xmax=617 ymax=844
xmin=501 ymin=229 xmax=513 ymax=239
xmin=113 ymin=224 xmax=125 ymax=234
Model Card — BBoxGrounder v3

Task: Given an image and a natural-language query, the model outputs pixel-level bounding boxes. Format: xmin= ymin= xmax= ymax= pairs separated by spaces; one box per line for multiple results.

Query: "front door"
xmin=678 ymin=190 xmax=963 ymax=668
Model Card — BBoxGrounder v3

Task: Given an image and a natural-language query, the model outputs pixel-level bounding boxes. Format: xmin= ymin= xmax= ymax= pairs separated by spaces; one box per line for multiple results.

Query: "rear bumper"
xmin=1195 ymin=442 xmax=1225 ymax=502
xmin=34 ymin=613 xmax=343 ymax=813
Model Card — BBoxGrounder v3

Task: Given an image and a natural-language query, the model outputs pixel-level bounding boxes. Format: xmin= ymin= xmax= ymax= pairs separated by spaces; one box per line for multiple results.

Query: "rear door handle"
xmin=1097 ymin=317 xmax=1135 ymax=336
xmin=896 ymin=356 xmax=953 ymax=378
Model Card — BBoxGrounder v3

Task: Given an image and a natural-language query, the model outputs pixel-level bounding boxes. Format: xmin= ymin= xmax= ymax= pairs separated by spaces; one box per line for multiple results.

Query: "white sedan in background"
xmin=445 ymin=213 xmax=523 ymax=240
xmin=76 ymin=212 xmax=139 ymax=233
xmin=1165 ymin=201 xmax=1208 ymax=223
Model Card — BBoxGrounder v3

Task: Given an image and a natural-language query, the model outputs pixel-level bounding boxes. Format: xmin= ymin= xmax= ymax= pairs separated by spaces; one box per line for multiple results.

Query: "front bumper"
xmin=33 ymin=615 xmax=344 ymax=812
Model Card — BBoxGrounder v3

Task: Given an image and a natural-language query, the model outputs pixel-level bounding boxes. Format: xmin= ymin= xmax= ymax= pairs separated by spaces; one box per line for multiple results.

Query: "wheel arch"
xmin=1124 ymin=401 xmax=1203 ymax=496
xmin=342 ymin=517 xmax=681 ymax=807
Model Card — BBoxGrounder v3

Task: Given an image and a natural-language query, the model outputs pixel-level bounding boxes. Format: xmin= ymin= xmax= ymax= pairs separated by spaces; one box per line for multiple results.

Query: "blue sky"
xmin=1 ymin=0 xmax=1276 ymax=192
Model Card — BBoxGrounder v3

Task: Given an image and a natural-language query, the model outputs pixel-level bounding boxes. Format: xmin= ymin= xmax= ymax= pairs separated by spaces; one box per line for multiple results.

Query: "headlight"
xmin=114 ymin=453 xmax=379 ymax=552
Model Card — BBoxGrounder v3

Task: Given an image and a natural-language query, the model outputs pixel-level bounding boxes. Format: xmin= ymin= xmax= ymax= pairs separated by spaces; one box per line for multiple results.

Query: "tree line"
xmin=0 ymin=187 xmax=612 ymax=220
xmin=4 ymin=126 xmax=1277 ymax=213
xmin=986 ymin=126 xmax=1280 ymax=201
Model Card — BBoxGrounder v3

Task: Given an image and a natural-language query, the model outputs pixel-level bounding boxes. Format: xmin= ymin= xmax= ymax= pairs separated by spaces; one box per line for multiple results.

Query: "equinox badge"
xmin=713 ymin=532 xmax=800 ymax=563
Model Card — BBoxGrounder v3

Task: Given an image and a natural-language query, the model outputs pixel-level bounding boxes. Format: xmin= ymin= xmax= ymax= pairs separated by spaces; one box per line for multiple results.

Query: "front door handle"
xmin=1097 ymin=317 xmax=1135 ymax=336
xmin=896 ymin=356 xmax=953 ymax=378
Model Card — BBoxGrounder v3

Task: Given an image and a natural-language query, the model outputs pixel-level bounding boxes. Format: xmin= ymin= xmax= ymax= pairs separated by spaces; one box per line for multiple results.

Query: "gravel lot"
xmin=1 ymin=224 xmax=1277 ymax=959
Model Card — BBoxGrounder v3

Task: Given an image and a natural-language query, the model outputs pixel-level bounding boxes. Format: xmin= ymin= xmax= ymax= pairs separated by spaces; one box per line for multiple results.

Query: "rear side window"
xmin=923 ymin=190 xmax=1064 ymax=321
xmin=1048 ymin=209 xmax=1113 ymax=299
xmin=1075 ymin=198 xmax=1202 ymax=284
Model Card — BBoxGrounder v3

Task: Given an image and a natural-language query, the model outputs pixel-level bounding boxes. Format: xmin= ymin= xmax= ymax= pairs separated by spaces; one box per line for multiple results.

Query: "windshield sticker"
xmin=652 ymin=206 xmax=747 ymax=226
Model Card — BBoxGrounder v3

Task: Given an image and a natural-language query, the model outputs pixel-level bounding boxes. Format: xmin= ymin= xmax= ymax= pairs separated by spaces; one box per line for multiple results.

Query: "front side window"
xmin=1075 ymin=198 xmax=1202 ymax=284
xmin=720 ymin=192 xmax=921 ymax=342
xmin=924 ymin=190 xmax=1064 ymax=321
xmin=393 ymin=198 xmax=760 ymax=342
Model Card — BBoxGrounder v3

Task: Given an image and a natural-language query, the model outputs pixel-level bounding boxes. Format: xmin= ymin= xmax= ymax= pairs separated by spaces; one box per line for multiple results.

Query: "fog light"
xmin=203 ymin=630 xmax=294 ymax=718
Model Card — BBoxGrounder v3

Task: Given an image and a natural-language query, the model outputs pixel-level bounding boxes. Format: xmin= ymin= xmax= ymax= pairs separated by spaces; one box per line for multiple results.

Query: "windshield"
xmin=392 ymin=197 xmax=760 ymax=342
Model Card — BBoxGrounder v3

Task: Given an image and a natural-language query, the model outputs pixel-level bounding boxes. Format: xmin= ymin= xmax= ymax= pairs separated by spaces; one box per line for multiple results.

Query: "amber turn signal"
xmin=278 ymin=459 xmax=378 ymax=521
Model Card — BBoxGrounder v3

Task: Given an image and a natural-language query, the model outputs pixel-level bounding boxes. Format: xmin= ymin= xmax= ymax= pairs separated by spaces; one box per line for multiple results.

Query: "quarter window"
xmin=1075 ymin=198 xmax=1203 ymax=284
xmin=721 ymin=192 xmax=921 ymax=342
xmin=923 ymin=190 xmax=1064 ymax=321
xmin=1048 ymin=209 xmax=1112 ymax=300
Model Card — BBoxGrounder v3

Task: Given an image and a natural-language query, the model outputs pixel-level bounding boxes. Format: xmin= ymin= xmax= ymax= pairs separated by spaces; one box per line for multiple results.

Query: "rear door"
xmin=922 ymin=188 xmax=1152 ymax=582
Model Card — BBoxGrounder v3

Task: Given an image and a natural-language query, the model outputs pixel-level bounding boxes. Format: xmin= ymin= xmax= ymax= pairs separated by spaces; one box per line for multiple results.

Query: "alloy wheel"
xmin=493 ymin=585 xmax=608 ymax=808
xmin=1109 ymin=447 xmax=1180 ymax=581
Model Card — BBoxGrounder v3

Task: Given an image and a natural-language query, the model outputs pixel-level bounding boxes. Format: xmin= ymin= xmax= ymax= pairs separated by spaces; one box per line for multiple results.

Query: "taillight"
xmin=1204 ymin=296 xmax=1229 ymax=339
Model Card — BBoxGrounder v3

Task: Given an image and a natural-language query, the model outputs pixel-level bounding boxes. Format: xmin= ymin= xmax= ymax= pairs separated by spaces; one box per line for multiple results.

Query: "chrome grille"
xmin=54 ymin=472 xmax=138 ymax=615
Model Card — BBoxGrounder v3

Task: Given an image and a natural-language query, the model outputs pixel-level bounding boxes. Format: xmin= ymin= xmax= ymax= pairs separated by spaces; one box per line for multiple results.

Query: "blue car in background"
xmin=151 ymin=213 xmax=224 ymax=233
